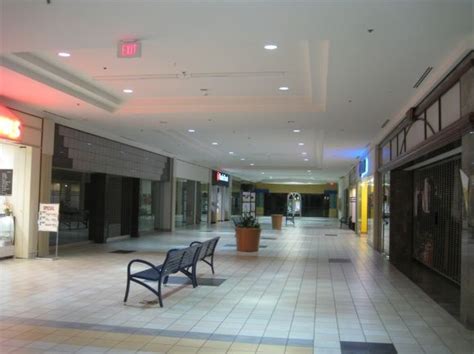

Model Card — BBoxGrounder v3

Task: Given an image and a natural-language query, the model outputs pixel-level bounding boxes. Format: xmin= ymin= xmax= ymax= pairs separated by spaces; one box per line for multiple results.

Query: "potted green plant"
xmin=235 ymin=213 xmax=261 ymax=252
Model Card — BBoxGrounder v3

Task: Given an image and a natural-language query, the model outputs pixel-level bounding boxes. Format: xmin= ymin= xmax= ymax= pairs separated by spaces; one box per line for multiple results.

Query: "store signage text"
xmin=38 ymin=203 xmax=60 ymax=232
xmin=359 ymin=157 xmax=369 ymax=178
xmin=216 ymin=171 xmax=229 ymax=183
xmin=0 ymin=116 xmax=21 ymax=140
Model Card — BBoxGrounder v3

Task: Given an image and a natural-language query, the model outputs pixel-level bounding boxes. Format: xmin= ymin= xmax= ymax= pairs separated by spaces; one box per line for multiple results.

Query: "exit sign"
xmin=118 ymin=40 xmax=141 ymax=58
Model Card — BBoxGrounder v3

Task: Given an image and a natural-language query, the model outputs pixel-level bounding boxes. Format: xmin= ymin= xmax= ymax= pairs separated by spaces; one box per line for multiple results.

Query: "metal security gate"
xmin=413 ymin=157 xmax=462 ymax=284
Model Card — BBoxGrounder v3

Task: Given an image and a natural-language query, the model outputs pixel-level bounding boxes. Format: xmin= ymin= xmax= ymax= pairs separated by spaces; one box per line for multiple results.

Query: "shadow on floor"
xmin=393 ymin=259 xmax=460 ymax=320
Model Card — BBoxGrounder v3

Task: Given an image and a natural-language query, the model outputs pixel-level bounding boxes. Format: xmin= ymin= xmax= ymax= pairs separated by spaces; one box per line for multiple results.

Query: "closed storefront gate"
xmin=412 ymin=157 xmax=462 ymax=284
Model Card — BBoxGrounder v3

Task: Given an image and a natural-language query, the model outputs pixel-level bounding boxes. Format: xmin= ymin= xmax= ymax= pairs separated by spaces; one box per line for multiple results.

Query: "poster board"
xmin=38 ymin=203 xmax=60 ymax=232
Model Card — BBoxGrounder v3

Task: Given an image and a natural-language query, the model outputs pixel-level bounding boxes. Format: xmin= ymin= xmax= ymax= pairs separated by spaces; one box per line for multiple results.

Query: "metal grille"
xmin=413 ymin=157 xmax=462 ymax=284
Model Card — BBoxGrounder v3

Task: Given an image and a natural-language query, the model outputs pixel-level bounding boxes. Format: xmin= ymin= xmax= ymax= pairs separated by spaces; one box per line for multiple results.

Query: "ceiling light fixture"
xmin=304 ymin=158 xmax=309 ymax=161
xmin=302 ymin=152 xmax=307 ymax=155
xmin=212 ymin=142 xmax=218 ymax=145
xmin=298 ymin=142 xmax=304 ymax=146
xmin=250 ymin=163 xmax=255 ymax=166
xmin=123 ymin=89 xmax=133 ymax=93
xmin=279 ymin=86 xmax=289 ymax=91
xmin=240 ymin=158 xmax=246 ymax=161
xmin=264 ymin=44 xmax=278 ymax=50
xmin=58 ymin=52 xmax=71 ymax=57
xmin=307 ymin=170 xmax=311 ymax=173
xmin=293 ymin=129 xmax=301 ymax=133
xmin=229 ymin=152 xmax=234 ymax=155
xmin=188 ymin=129 xmax=195 ymax=133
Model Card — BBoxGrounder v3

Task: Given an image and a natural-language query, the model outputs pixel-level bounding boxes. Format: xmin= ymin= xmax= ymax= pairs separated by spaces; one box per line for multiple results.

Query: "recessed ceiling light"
xmin=261 ymin=172 xmax=265 ymax=174
xmin=229 ymin=152 xmax=234 ymax=155
xmin=58 ymin=52 xmax=71 ymax=57
xmin=240 ymin=158 xmax=246 ymax=161
xmin=123 ymin=89 xmax=133 ymax=93
xmin=302 ymin=152 xmax=307 ymax=155
xmin=250 ymin=163 xmax=255 ymax=166
xmin=264 ymin=44 xmax=278 ymax=50
xmin=307 ymin=170 xmax=311 ymax=172
xmin=304 ymin=158 xmax=309 ymax=161
xmin=293 ymin=129 xmax=301 ymax=133
xmin=188 ymin=129 xmax=195 ymax=133
xmin=279 ymin=86 xmax=289 ymax=91
xmin=212 ymin=142 xmax=219 ymax=145
xmin=298 ymin=142 xmax=304 ymax=146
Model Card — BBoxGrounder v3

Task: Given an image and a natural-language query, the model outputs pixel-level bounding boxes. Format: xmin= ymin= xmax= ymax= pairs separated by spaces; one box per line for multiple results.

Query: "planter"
xmin=235 ymin=227 xmax=261 ymax=252
xmin=271 ymin=214 xmax=283 ymax=230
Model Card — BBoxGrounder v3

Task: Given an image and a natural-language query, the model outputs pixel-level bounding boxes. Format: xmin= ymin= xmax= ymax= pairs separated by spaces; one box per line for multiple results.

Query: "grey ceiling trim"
xmin=93 ymin=71 xmax=286 ymax=81
xmin=1 ymin=53 xmax=122 ymax=112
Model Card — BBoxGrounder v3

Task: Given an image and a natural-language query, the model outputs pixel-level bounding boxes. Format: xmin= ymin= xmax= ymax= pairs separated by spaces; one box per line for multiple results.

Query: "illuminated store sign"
xmin=213 ymin=170 xmax=230 ymax=186
xmin=0 ymin=107 xmax=21 ymax=140
xmin=359 ymin=157 xmax=369 ymax=178
xmin=216 ymin=171 xmax=229 ymax=183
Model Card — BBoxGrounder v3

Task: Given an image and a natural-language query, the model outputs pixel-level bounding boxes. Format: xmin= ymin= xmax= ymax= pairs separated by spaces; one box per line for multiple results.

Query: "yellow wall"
xmin=255 ymin=183 xmax=337 ymax=194
xmin=359 ymin=182 xmax=368 ymax=234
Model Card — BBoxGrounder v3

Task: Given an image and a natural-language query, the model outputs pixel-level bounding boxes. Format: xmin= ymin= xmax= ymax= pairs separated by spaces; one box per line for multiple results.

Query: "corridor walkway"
xmin=0 ymin=218 xmax=472 ymax=354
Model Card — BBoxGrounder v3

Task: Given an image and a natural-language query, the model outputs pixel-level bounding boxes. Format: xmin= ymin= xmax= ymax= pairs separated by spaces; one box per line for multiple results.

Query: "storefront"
xmin=51 ymin=124 xmax=172 ymax=244
xmin=0 ymin=106 xmax=43 ymax=259
xmin=376 ymin=51 xmax=474 ymax=328
xmin=346 ymin=166 xmax=358 ymax=230
xmin=356 ymin=150 xmax=376 ymax=245
xmin=254 ymin=183 xmax=338 ymax=217
xmin=173 ymin=160 xmax=210 ymax=228
xmin=211 ymin=170 xmax=231 ymax=223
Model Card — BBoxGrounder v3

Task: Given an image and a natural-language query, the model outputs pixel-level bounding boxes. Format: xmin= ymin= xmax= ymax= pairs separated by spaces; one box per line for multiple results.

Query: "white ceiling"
xmin=0 ymin=0 xmax=472 ymax=183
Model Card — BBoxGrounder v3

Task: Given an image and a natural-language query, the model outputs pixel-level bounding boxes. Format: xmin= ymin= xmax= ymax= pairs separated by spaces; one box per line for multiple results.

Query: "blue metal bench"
xmin=190 ymin=237 xmax=220 ymax=274
xmin=123 ymin=244 xmax=202 ymax=307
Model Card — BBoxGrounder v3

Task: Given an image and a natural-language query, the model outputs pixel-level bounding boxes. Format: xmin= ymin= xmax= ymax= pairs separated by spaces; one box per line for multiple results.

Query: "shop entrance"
xmin=0 ymin=142 xmax=33 ymax=259
xmin=413 ymin=157 xmax=462 ymax=284
xmin=381 ymin=172 xmax=390 ymax=257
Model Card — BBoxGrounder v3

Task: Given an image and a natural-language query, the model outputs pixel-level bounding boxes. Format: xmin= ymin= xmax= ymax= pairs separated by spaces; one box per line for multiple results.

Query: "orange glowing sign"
xmin=0 ymin=106 xmax=21 ymax=140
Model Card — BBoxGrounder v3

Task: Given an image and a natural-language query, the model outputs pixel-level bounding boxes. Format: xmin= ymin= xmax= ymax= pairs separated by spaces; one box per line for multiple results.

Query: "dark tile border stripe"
xmin=0 ymin=315 xmax=313 ymax=347
xmin=340 ymin=341 xmax=397 ymax=353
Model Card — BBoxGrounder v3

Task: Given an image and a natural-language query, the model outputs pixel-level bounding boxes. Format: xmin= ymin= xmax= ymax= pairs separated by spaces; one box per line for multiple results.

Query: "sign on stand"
xmin=38 ymin=203 xmax=60 ymax=259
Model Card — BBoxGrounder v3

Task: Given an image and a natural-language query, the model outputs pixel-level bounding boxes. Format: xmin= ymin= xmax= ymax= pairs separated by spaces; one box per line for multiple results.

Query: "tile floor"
xmin=0 ymin=217 xmax=473 ymax=354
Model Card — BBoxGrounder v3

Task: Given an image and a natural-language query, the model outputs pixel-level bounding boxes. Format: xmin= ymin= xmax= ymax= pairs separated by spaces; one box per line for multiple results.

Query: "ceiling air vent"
xmin=413 ymin=66 xmax=433 ymax=88
xmin=381 ymin=119 xmax=390 ymax=128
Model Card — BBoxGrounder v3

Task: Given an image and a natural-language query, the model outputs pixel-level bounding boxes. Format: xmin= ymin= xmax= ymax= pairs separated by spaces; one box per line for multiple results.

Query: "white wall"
xmin=174 ymin=160 xmax=210 ymax=183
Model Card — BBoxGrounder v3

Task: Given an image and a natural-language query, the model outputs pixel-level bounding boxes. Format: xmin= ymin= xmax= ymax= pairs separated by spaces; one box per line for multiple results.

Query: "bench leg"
xmin=157 ymin=281 xmax=163 ymax=307
xmin=210 ymin=255 xmax=215 ymax=274
xmin=124 ymin=276 xmax=131 ymax=302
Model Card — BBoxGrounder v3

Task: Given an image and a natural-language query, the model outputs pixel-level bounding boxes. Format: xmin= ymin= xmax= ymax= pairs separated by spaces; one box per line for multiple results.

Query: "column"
xmin=460 ymin=130 xmax=474 ymax=329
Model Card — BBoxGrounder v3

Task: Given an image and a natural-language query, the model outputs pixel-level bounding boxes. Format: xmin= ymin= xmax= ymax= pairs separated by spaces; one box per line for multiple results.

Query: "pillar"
xmin=37 ymin=119 xmax=54 ymax=257
xmin=460 ymin=130 xmax=474 ymax=329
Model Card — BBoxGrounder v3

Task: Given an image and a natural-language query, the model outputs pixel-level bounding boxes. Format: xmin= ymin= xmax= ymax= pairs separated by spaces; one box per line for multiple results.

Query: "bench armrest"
xmin=127 ymin=259 xmax=160 ymax=276
xmin=190 ymin=241 xmax=202 ymax=247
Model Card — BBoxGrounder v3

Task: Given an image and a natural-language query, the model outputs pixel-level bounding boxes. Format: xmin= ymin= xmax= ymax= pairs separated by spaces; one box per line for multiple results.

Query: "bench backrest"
xmin=198 ymin=237 xmax=219 ymax=260
xmin=161 ymin=244 xmax=201 ymax=278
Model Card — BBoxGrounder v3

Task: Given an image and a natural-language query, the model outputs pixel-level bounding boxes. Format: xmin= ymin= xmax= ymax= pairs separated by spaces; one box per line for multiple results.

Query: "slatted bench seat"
xmin=190 ymin=237 xmax=220 ymax=274
xmin=123 ymin=244 xmax=201 ymax=307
